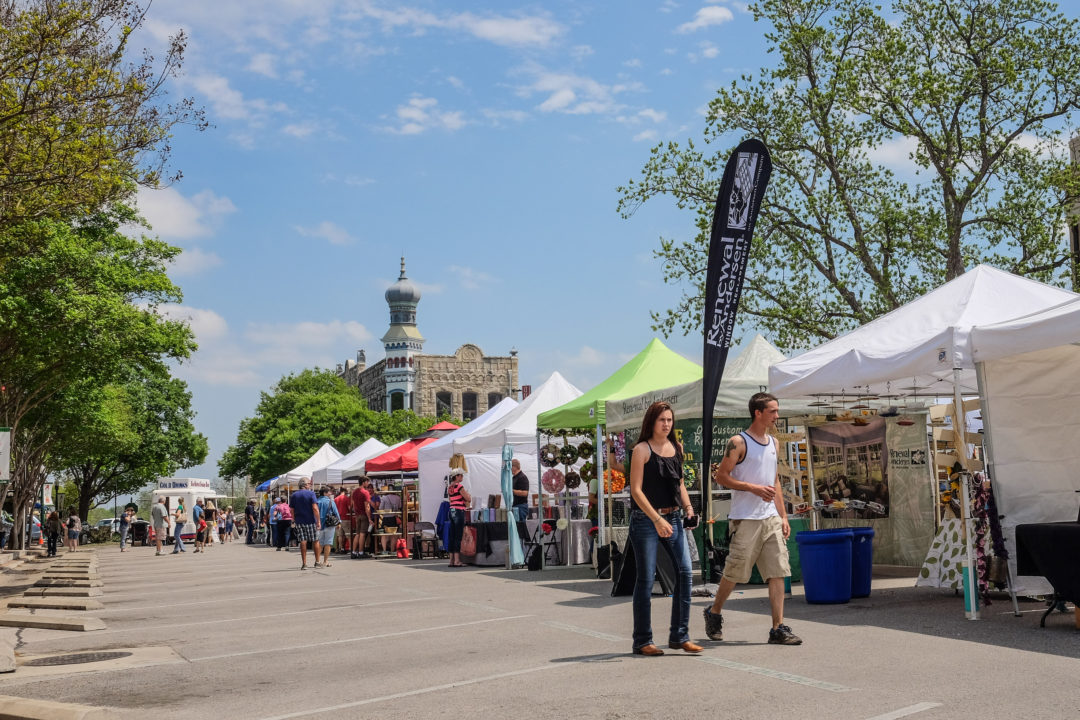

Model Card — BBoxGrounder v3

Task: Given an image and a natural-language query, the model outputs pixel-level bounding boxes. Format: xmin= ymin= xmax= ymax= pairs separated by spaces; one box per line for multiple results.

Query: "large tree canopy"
xmin=0 ymin=0 xmax=204 ymax=226
xmin=219 ymin=369 xmax=449 ymax=485
xmin=618 ymin=0 xmax=1080 ymax=350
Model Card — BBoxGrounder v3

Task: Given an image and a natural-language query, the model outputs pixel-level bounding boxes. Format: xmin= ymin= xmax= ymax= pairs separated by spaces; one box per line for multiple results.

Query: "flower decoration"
xmin=564 ymin=471 xmax=581 ymax=489
xmin=612 ymin=433 xmax=627 ymax=464
xmin=541 ymin=468 xmax=565 ymax=493
xmin=577 ymin=441 xmax=594 ymax=460
xmin=587 ymin=526 xmax=599 ymax=537
xmin=580 ymin=461 xmax=596 ymax=481
xmin=603 ymin=468 xmax=627 ymax=494
xmin=542 ymin=522 xmax=554 ymax=534
xmin=682 ymin=464 xmax=697 ymax=489
xmin=559 ymin=444 xmax=579 ymax=466
xmin=539 ymin=444 xmax=560 ymax=468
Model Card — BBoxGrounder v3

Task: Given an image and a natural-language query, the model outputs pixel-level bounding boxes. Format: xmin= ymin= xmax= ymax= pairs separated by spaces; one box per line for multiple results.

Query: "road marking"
xmin=863 ymin=702 xmax=942 ymax=720
xmin=542 ymin=620 xmax=624 ymax=642
xmin=192 ymin=615 xmax=535 ymax=662
xmin=100 ymin=582 xmax=379 ymax=612
xmin=255 ymin=652 xmax=621 ymax=719
xmin=697 ymin=656 xmax=852 ymax=692
xmin=454 ymin=600 xmax=507 ymax=614
xmin=93 ymin=596 xmax=437 ymax=635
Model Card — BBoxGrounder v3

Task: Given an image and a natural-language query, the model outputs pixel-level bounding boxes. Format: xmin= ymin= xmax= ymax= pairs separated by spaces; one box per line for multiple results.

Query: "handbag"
xmin=325 ymin=510 xmax=340 ymax=527
xmin=460 ymin=525 xmax=477 ymax=556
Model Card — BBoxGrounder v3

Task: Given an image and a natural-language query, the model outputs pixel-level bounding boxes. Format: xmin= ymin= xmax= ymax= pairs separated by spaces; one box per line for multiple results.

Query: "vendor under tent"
xmin=312 ymin=437 xmax=390 ymax=486
xmin=416 ymin=397 xmax=518 ymax=523
xmin=769 ymin=264 xmax=1077 ymax=619
xmin=970 ymin=297 xmax=1080 ymax=598
xmin=537 ymin=338 xmax=703 ymax=553
xmin=269 ymin=442 xmax=344 ymax=491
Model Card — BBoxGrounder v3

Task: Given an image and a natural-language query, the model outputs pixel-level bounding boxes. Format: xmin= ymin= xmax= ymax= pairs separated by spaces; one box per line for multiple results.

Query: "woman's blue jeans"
xmin=628 ymin=508 xmax=692 ymax=650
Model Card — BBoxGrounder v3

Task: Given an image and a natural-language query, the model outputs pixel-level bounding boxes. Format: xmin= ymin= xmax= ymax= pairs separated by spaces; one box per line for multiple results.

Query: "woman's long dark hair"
xmin=635 ymin=401 xmax=683 ymax=462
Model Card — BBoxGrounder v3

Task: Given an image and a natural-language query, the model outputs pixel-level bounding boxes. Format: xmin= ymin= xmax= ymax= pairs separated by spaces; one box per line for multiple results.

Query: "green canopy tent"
xmin=536 ymin=338 xmax=702 ymax=552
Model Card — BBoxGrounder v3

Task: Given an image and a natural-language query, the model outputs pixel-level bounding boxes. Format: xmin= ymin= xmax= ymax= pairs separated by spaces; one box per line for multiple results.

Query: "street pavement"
xmin=0 ymin=539 xmax=1076 ymax=719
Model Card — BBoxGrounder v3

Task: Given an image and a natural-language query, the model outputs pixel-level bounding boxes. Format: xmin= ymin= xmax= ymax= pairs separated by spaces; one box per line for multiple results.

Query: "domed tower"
xmin=381 ymin=257 xmax=425 ymax=411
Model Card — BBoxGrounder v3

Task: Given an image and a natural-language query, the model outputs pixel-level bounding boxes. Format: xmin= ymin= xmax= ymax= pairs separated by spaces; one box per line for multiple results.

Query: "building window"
xmin=390 ymin=392 xmax=404 ymax=411
xmin=488 ymin=392 xmax=503 ymax=408
xmin=436 ymin=391 xmax=452 ymax=416
xmin=462 ymin=392 xmax=478 ymax=421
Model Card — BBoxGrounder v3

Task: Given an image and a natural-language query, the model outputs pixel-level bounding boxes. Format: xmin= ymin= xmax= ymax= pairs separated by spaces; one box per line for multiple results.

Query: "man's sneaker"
xmin=703 ymin=608 xmax=724 ymax=641
xmin=768 ymin=624 xmax=802 ymax=645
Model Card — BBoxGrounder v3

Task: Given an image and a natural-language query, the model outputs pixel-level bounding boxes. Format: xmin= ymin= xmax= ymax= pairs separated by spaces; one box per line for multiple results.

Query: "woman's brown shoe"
xmin=668 ymin=641 xmax=703 ymax=653
xmin=632 ymin=644 xmax=665 ymax=656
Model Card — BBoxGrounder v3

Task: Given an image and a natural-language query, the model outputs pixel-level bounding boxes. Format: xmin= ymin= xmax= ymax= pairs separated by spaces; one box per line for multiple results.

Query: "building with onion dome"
xmin=338 ymin=258 xmax=518 ymax=421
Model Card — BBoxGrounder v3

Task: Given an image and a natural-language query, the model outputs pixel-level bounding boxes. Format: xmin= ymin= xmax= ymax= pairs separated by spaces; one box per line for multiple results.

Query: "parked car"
xmin=97 ymin=518 xmax=122 ymax=535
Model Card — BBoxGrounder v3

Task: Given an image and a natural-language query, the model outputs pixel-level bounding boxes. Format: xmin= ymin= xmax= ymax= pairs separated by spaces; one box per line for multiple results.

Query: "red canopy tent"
xmin=364 ymin=422 xmax=460 ymax=473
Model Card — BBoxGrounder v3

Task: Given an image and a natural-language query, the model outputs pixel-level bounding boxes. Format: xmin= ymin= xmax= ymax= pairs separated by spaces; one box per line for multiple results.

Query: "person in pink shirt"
xmin=273 ymin=497 xmax=294 ymax=551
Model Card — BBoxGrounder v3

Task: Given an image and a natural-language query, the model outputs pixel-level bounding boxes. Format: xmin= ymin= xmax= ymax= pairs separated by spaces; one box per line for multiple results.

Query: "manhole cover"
xmin=24 ymin=651 xmax=132 ymax=667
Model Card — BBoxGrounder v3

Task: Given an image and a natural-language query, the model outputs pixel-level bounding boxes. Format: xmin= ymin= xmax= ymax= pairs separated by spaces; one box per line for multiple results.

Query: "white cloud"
xmin=633 ymin=129 xmax=659 ymax=142
xmin=187 ymin=73 xmax=288 ymax=124
xmin=282 ymin=122 xmax=317 ymax=138
xmin=350 ymin=2 xmax=563 ymax=48
xmin=156 ymin=304 xmax=230 ymax=342
xmin=865 ymin=135 xmax=920 ymax=169
xmin=169 ymin=247 xmax=223 ymax=277
xmin=447 ymin=75 xmax=465 ymax=89
xmin=570 ymin=45 xmax=594 ymax=61
xmin=623 ymin=58 xmax=643 ymax=68
xmin=247 ymin=52 xmax=278 ymax=78
xmin=447 ymin=265 xmax=499 ymax=291
xmin=516 ymin=65 xmax=631 ymax=116
xmin=135 ymin=187 xmax=236 ymax=240
xmin=482 ymin=108 xmax=530 ymax=124
xmin=703 ymin=44 xmax=720 ymax=59
xmin=385 ymin=96 xmax=466 ymax=134
xmin=660 ymin=0 xmax=680 ymax=13
xmin=677 ymin=5 xmax=735 ymax=33
xmin=294 ymin=221 xmax=356 ymax=246
xmin=638 ymin=108 xmax=667 ymax=123
xmin=659 ymin=67 xmax=674 ymax=76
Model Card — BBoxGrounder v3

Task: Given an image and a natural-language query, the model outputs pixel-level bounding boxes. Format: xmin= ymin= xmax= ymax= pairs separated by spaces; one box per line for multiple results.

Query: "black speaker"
xmin=611 ymin=535 xmax=677 ymax=597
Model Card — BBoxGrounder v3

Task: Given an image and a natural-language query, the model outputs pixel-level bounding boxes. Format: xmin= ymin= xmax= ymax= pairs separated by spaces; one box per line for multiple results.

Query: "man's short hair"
xmin=748 ymin=392 xmax=778 ymax=419
xmin=511 ymin=459 xmax=521 ymax=469
xmin=298 ymin=477 xmax=310 ymax=489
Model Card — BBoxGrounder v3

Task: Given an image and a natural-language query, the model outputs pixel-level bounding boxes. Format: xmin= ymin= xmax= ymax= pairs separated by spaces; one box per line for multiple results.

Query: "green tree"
xmin=0 ymin=0 xmax=205 ymax=226
xmin=219 ymin=369 xmax=450 ymax=485
xmin=618 ymin=0 xmax=1080 ymax=350
xmin=0 ymin=213 xmax=195 ymax=547
xmin=53 ymin=366 xmax=208 ymax=521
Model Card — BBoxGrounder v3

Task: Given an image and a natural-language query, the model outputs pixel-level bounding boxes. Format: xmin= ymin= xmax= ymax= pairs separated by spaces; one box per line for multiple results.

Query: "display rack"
xmin=929 ymin=400 xmax=983 ymax=520
xmin=371 ymin=481 xmax=419 ymax=557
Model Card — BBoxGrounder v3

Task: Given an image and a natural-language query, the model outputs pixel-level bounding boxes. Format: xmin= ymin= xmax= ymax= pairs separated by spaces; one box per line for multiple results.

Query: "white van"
xmin=152 ymin=478 xmax=226 ymax=543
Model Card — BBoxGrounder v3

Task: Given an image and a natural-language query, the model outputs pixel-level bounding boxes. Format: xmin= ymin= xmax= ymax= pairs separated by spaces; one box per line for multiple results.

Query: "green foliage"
xmin=618 ymin=0 xmax=1080 ymax=350
xmin=219 ymin=368 xmax=450 ymax=485
xmin=0 ymin=0 xmax=205 ymax=226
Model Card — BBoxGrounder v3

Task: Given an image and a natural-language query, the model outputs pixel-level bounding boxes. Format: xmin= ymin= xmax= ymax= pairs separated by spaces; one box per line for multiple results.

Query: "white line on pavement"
xmin=453 ymin=600 xmax=507 ymax=614
xmin=542 ymin=620 xmax=625 ymax=642
xmin=863 ymin=702 xmax=943 ymax=720
xmin=100 ymin=583 xmax=381 ymax=612
xmin=697 ymin=655 xmax=853 ymax=692
xmin=255 ymin=652 xmax=622 ymax=719
xmin=192 ymin=615 xmax=535 ymax=663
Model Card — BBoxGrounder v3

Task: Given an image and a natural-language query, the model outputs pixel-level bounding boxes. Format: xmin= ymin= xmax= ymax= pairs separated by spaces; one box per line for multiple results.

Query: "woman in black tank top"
xmin=627 ymin=401 xmax=700 ymax=656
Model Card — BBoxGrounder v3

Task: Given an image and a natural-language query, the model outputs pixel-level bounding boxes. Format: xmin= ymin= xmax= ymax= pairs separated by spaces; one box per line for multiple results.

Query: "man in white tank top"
xmin=703 ymin=392 xmax=802 ymax=646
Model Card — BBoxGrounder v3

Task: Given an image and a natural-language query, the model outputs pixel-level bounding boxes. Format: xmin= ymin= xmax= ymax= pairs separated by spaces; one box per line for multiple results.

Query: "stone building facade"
xmin=338 ymin=259 xmax=518 ymax=421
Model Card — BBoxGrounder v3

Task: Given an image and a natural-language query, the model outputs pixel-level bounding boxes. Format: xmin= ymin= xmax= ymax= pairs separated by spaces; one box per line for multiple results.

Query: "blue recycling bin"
xmin=795 ymin=529 xmax=854 ymax=604
xmin=850 ymin=527 xmax=875 ymax=598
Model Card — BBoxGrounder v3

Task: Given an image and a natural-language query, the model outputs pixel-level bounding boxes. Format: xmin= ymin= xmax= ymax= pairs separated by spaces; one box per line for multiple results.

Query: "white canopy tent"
xmin=971 ymin=297 xmax=1080 ymax=596
xmin=269 ymin=442 xmax=343 ymax=491
xmin=415 ymin=397 xmax=519 ymax=522
xmin=311 ymin=437 xmax=390 ymax=486
xmin=416 ymin=372 xmax=583 ymax=523
xmin=769 ymin=265 xmax=1077 ymax=617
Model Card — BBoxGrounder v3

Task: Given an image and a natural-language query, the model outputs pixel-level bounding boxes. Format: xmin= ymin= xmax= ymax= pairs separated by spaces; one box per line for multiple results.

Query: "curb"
xmin=0 ymin=694 xmax=114 ymax=719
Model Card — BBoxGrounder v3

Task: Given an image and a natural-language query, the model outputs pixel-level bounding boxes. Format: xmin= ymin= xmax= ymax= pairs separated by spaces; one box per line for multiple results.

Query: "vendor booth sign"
xmin=808 ymin=418 xmax=891 ymax=517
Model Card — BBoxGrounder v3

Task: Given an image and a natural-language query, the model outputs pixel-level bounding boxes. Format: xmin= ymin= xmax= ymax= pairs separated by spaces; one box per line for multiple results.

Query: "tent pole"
xmin=536 ymin=432 xmax=546 ymax=571
xmin=596 ymin=423 xmax=605 ymax=550
xmin=805 ymin=428 xmax=819 ymax=532
xmin=953 ymin=367 xmax=979 ymax=620
xmin=974 ymin=361 xmax=1021 ymax=617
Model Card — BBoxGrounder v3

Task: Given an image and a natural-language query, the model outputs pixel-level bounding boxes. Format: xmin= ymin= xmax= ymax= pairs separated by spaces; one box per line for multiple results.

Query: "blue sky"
xmin=129 ymin=1 xmax=800 ymax=482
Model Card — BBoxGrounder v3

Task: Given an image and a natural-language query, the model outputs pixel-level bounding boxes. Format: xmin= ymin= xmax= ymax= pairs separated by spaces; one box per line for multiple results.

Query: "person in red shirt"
xmin=333 ymin=487 xmax=351 ymax=553
xmin=351 ymin=479 xmax=372 ymax=558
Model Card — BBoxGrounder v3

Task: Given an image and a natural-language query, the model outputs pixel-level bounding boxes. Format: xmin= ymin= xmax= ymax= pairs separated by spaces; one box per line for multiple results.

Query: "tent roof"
xmin=453 ymin=372 xmax=584 ymax=454
xmin=971 ymin=295 xmax=1080 ymax=363
xmin=604 ymin=335 xmax=818 ymax=429
xmin=768 ymin=265 xmax=1076 ymax=398
xmin=413 ymin=420 xmax=460 ymax=439
xmin=417 ymin=397 xmax=518 ymax=464
xmin=365 ymin=436 xmax=439 ymax=473
xmin=270 ymin=442 xmax=343 ymax=489
xmin=537 ymin=339 xmax=702 ymax=429
xmin=312 ymin=437 xmax=391 ymax=485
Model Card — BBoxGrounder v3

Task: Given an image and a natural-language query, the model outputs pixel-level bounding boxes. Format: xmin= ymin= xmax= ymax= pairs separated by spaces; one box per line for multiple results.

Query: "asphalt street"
xmin=0 ymin=540 xmax=1076 ymax=719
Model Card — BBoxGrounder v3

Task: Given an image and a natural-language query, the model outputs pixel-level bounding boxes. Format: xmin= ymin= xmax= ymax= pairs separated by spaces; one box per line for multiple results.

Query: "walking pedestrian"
xmin=44 ymin=511 xmax=61 ymax=557
xmin=627 ymin=400 xmax=699 ymax=656
xmin=65 ymin=510 xmax=81 ymax=553
xmin=172 ymin=499 xmax=187 ymax=553
xmin=289 ymin=478 xmax=320 ymax=570
xmin=704 ymin=392 xmax=801 ymax=646
xmin=273 ymin=497 xmax=293 ymax=551
xmin=119 ymin=507 xmax=133 ymax=552
xmin=333 ymin=487 xmax=351 ymax=554
xmin=224 ymin=506 xmax=235 ymax=542
xmin=315 ymin=486 xmax=339 ymax=568
xmin=446 ymin=466 xmax=470 ymax=568
xmin=192 ymin=498 xmax=206 ymax=553
xmin=151 ymin=497 xmax=169 ymax=556
xmin=350 ymin=479 xmax=372 ymax=559
xmin=245 ymin=500 xmax=258 ymax=545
